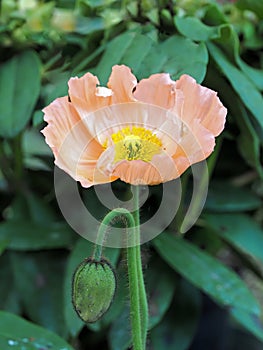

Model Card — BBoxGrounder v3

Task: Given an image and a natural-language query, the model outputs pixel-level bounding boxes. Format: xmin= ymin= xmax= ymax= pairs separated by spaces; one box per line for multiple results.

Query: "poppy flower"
xmin=41 ymin=65 xmax=227 ymax=187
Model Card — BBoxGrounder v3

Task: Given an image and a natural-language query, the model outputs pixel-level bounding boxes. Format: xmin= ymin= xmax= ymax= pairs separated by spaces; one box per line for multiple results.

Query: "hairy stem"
xmin=131 ymin=185 xmax=148 ymax=348
xmin=93 ymin=186 xmax=148 ymax=350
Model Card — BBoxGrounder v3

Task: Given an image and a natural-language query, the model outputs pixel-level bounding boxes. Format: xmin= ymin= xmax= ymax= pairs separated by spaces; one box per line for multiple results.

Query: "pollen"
xmin=111 ymin=126 xmax=162 ymax=162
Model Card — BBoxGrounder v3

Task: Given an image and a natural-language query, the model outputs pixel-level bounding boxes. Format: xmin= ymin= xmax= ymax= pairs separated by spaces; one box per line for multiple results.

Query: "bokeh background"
xmin=0 ymin=0 xmax=263 ymax=349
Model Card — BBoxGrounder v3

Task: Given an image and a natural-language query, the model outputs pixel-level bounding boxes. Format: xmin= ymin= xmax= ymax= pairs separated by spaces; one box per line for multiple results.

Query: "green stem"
xmin=127 ymin=239 xmax=143 ymax=350
xmin=94 ymin=208 xmax=143 ymax=349
xmin=42 ymin=53 xmax=62 ymax=73
xmin=92 ymin=208 xmax=135 ymax=261
xmin=132 ymin=185 xmax=148 ymax=348
xmin=72 ymin=44 xmax=107 ymax=75
xmin=93 ymin=186 xmax=148 ymax=350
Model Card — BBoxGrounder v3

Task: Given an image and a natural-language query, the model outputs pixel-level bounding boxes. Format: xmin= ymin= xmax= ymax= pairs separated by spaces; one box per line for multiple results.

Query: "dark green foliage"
xmin=0 ymin=0 xmax=263 ymax=349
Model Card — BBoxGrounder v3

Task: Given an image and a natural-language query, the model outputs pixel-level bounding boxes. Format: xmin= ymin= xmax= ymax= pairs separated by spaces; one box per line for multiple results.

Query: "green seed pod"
xmin=72 ymin=258 xmax=116 ymax=323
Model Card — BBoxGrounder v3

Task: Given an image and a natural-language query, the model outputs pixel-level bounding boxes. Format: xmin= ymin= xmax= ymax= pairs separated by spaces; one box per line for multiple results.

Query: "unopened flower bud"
xmin=72 ymin=258 xmax=116 ymax=323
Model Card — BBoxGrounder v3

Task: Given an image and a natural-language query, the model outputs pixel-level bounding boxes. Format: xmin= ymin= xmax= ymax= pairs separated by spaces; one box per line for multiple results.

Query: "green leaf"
xmin=108 ymin=304 xmax=131 ymax=350
xmin=94 ymin=31 xmax=208 ymax=84
xmin=146 ymin=255 xmax=177 ymax=329
xmin=22 ymin=128 xmax=52 ymax=170
xmin=5 ymin=195 xmax=31 ymax=221
xmin=24 ymin=192 xmax=56 ymax=223
xmin=0 ymin=221 xmax=74 ymax=250
xmin=1 ymin=193 xmax=74 ymax=250
xmin=231 ymin=308 xmax=263 ymax=342
xmin=23 ymin=157 xmax=51 ymax=171
xmin=22 ymin=128 xmax=52 ymax=157
xmin=214 ymin=25 xmax=263 ymax=91
xmin=145 ymin=8 xmax=159 ymax=25
xmin=79 ymin=0 xmax=115 ymax=9
xmin=234 ymin=104 xmax=263 ymax=178
xmin=0 ymin=335 xmax=35 ymax=350
xmin=141 ymin=35 xmax=208 ymax=82
xmin=75 ymin=16 xmax=104 ymax=34
xmin=0 ymin=311 xmax=73 ymax=350
xmin=237 ymin=56 xmax=263 ymax=92
xmin=0 ymin=51 xmax=41 ymax=138
xmin=64 ymin=237 xmax=120 ymax=336
xmin=204 ymin=213 xmax=263 ymax=264
xmin=176 ymin=16 xmax=263 ymax=90
xmin=190 ymin=228 xmax=223 ymax=255
xmin=107 ymin=254 xmax=177 ymax=350
xmin=208 ymin=43 xmax=263 ymax=131
xmin=114 ymin=33 xmax=156 ymax=79
xmin=204 ymin=65 xmax=263 ymax=177
xmin=93 ymin=31 xmax=155 ymax=84
xmin=11 ymin=251 xmax=68 ymax=337
xmin=0 ymin=253 xmax=20 ymax=314
xmin=175 ymin=16 xmax=220 ymax=41
xmin=32 ymin=110 xmax=44 ymax=126
xmin=149 ymin=280 xmax=201 ymax=350
xmin=205 ymin=181 xmax=261 ymax=212
xmin=43 ymin=71 xmax=71 ymax=105
xmin=153 ymin=232 xmax=260 ymax=315
xmin=236 ymin=0 xmax=263 ymax=19
xmin=203 ymin=3 xmax=227 ymax=25
xmin=0 ymin=239 xmax=8 ymax=256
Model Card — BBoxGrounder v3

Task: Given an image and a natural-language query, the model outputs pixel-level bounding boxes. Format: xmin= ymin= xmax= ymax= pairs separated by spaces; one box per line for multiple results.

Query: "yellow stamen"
xmin=111 ymin=126 xmax=162 ymax=162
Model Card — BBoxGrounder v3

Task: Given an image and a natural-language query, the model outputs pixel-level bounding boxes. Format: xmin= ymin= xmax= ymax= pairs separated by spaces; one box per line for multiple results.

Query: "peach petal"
xmin=134 ymin=73 xmax=176 ymax=109
xmin=149 ymin=153 xmax=182 ymax=181
xmin=56 ymin=132 xmax=103 ymax=183
xmin=81 ymin=102 xmax=182 ymax=153
xmin=174 ymin=75 xmax=227 ymax=136
xmin=42 ymin=96 xmax=81 ymax=154
xmin=173 ymin=119 xmax=215 ymax=167
xmin=112 ymin=153 xmax=182 ymax=185
xmin=80 ymin=102 xmax=162 ymax=145
xmin=97 ymin=146 xmax=181 ymax=185
xmin=96 ymin=146 xmax=116 ymax=176
xmin=68 ymin=72 xmax=112 ymax=115
xmin=107 ymin=65 xmax=137 ymax=103
xmin=75 ymin=160 xmax=118 ymax=188
xmin=113 ymin=161 xmax=163 ymax=185
xmin=42 ymin=97 xmax=104 ymax=184
xmin=42 ymin=66 xmax=227 ymax=188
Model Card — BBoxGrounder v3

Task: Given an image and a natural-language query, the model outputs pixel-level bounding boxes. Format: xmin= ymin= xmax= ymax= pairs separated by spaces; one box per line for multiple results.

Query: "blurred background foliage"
xmin=0 ymin=0 xmax=263 ymax=349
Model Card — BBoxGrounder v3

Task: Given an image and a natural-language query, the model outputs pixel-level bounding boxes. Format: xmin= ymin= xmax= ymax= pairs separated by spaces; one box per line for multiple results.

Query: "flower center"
xmin=111 ymin=126 xmax=162 ymax=162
